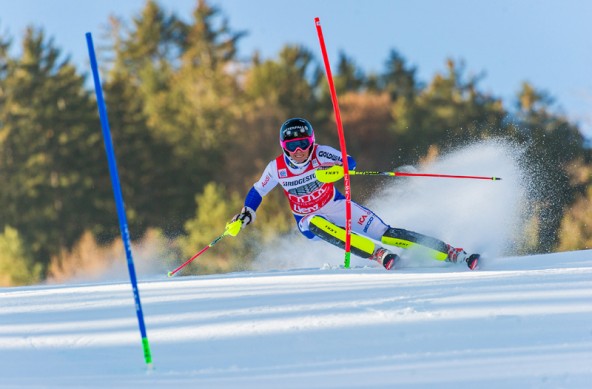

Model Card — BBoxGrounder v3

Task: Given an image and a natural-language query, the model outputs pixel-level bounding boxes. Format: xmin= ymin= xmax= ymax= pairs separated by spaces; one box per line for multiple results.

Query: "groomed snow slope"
xmin=1 ymin=251 xmax=591 ymax=388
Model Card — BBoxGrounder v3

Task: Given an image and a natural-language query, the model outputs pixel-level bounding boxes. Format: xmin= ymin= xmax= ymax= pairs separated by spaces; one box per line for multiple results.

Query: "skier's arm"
xmin=231 ymin=161 xmax=278 ymax=228
xmin=244 ymin=186 xmax=263 ymax=210
xmin=231 ymin=187 xmax=261 ymax=227
xmin=347 ymin=155 xmax=356 ymax=170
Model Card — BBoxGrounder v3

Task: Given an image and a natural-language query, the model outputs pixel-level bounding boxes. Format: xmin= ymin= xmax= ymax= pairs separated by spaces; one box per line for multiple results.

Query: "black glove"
xmin=231 ymin=206 xmax=256 ymax=228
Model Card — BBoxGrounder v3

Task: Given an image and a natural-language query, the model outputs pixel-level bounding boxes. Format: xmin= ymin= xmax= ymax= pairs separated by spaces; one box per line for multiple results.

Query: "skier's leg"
xmin=316 ymin=198 xmax=390 ymax=241
xmin=305 ymin=215 xmax=399 ymax=270
xmin=381 ymin=227 xmax=449 ymax=260
xmin=381 ymin=227 xmax=479 ymax=269
xmin=318 ymin=198 xmax=452 ymax=262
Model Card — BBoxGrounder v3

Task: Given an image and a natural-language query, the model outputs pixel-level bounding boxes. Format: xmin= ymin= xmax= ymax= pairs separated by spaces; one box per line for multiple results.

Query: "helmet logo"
xmin=284 ymin=126 xmax=307 ymax=137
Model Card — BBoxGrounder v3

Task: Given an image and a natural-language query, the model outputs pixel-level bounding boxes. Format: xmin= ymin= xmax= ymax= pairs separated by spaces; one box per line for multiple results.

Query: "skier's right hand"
xmin=231 ymin=206 xmax=256 ymax=228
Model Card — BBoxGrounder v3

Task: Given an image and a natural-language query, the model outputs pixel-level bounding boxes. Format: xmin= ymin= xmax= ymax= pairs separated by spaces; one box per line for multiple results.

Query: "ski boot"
xmin=371 ymin=247 xmax=400 ymax=270
xmin=446 ymin=244 xmax=480 ymax=270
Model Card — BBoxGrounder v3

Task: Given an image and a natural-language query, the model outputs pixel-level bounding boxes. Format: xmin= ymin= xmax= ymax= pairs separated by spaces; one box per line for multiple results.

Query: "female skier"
xmin=231 ymin=118 xmax=479 ymax=270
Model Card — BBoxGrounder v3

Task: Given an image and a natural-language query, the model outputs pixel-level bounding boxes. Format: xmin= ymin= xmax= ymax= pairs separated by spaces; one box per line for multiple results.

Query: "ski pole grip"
xmin=225 ymin=220 xmax=242 ymax=237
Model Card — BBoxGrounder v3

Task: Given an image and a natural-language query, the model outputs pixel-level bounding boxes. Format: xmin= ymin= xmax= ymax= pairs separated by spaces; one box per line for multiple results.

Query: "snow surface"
xmin=1 ymin=251 xmax=591 ymax=388
xmin=1 ymin=140 xmax=591 ymax=388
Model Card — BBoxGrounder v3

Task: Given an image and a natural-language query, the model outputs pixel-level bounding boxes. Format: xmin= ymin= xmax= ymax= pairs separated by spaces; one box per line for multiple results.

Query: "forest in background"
xmin=1 ymin=0 xmax=591 ymax=286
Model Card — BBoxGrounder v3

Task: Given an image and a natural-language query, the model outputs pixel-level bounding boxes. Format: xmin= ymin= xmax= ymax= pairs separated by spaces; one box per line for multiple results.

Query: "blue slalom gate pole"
xmin=85 ymin=32 xmax=153 ymax=368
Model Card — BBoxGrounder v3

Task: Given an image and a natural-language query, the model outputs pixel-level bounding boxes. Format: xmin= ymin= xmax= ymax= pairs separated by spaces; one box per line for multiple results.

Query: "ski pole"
xmin=316 ymin=165 xmax=502 ymax=183
xmin=167 ymin=220 xmax=242 ymax=277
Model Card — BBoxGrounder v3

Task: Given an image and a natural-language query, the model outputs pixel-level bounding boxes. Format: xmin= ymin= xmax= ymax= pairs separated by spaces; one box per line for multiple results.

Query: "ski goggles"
xmin=281 ymin=136 xmax=314 ymax=153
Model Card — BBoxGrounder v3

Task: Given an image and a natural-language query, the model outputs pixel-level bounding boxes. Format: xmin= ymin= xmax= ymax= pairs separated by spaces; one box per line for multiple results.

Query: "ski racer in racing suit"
xmin=231 ymin=118 xmax=479 ymax=270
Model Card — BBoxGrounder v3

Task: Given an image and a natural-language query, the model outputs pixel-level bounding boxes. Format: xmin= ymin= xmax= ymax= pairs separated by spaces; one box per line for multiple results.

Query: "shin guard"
xmin=308 ymin=216 xmax=376 ymax=258
xmin=381 ymin=227 xmax=448 ymax=261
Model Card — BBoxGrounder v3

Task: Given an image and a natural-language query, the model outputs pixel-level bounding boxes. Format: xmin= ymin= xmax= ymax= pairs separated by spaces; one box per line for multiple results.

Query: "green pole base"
xmin=344 ymin=251 xmax=351 ymax=269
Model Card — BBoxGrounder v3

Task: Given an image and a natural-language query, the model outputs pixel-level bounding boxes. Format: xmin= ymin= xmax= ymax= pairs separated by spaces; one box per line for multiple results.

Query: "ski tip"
xmin=167 ymin=271 xmax=173 ymax=277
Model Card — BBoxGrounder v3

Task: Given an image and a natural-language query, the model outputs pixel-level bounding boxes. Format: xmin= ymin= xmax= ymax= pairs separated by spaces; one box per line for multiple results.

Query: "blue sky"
xmin=1 ymin=0 xmax=591 ymax=137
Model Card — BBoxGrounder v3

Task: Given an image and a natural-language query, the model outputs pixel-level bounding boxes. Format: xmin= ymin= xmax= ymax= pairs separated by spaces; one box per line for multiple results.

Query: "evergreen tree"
xmin=0 ymin=31 xmax=13 ymax=222
xmin=101 ymin=68 xmax=182 ymax=238
xmin=102 ymin=1 xmax=187 ymax=237
xmin=334 ymin=51 xmax=366 ymax=94
xmin=101 ymin=0 xmax=245 ymax=236
xmin=0 ymin=27 xmax=104 ymax=267
xmin=117 ymin=0 xmax=184 ymax=67
xmin=244 ymin=45 xmax=320 ymax=120
xmin=155 ymin=0 xmax=245 ymax=220
xmin=0 ymin=226 xmax=42 ymax=286
xmin=381 ymin=49 xmax=420 ymax=102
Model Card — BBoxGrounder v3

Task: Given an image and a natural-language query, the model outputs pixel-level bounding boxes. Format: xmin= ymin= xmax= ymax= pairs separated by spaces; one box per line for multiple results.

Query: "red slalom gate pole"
xmin=315 ymin=17 xmax=353 ymax=268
